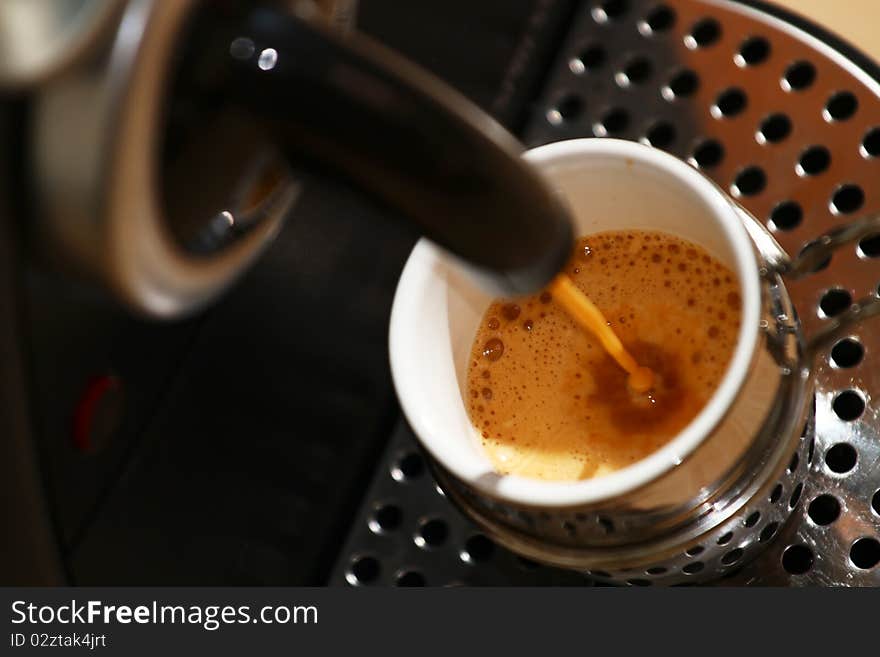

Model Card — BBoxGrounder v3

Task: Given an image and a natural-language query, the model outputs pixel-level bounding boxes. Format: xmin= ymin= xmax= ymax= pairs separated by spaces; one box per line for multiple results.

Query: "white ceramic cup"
xmin=389 ymin=138 xmax=763 ymax=507
xmin=388 ymin=137 xmax=880 ymax=583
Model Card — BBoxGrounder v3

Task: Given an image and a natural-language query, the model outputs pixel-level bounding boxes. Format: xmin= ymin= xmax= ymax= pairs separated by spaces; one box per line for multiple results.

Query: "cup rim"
xmin=389 ymin=138 xmax=762 ymax=507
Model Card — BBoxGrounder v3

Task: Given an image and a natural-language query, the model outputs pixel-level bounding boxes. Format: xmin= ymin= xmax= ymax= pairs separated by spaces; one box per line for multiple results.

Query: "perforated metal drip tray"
xmin=331 ymin=0 xmax=880 ymax=586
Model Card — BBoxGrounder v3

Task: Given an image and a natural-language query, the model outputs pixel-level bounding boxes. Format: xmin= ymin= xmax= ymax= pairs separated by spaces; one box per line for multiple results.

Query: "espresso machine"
xmin=0 ymin=0 xmax=577 ymax=584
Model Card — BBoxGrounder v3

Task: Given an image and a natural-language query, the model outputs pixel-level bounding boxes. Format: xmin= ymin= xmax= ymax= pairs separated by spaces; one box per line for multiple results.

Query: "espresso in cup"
xmin=390 ymin=138 xmax=796 ymax=579
xmin=466 ymin=229 xmax=742 ymax=482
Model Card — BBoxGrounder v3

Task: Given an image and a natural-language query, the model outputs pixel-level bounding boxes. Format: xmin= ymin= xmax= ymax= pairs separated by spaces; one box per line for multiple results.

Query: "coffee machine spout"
xmin=178 ymin=5 xmax=574 ymax=297
xmin=31 ymin=1 xmax=574 ymax=318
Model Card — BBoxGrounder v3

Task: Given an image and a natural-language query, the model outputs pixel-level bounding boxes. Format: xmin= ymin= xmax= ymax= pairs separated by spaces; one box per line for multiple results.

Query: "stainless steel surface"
xmin=332 ymin=0 xmax=880 ymax=585
xmin=334 ymin=422 xmax=598 ymax=587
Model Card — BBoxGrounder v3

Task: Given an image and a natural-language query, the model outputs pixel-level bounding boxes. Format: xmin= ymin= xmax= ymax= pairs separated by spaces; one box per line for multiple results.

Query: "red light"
xmin=72 ymin=375 xmax=122 ymax=452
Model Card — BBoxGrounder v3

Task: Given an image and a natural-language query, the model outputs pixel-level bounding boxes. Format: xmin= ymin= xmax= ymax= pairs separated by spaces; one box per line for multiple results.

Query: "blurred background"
xmin=2 ymin=0 xmax=878 ymax=586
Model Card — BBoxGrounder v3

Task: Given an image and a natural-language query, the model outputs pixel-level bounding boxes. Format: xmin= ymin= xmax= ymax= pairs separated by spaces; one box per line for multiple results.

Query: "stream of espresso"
xmin=465 ymin=229 xmax=742 ymax=481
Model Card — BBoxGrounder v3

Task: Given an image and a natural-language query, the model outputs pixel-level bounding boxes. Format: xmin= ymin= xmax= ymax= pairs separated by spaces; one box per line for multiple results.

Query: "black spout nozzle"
xmin=163 ymin=5 xmax=574 ymax=296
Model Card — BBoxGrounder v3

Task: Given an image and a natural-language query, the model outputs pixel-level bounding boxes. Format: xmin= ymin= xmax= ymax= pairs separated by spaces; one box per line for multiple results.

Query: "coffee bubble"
xmin=502 ymin=303 xmax=521 ymax=321
xmin=483 ymin=338 xmax=505 ymax=361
